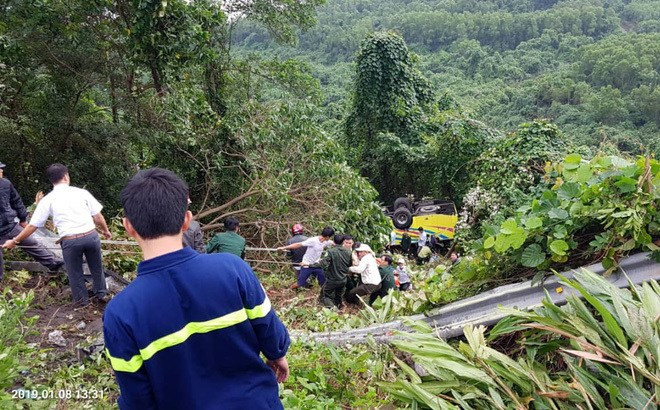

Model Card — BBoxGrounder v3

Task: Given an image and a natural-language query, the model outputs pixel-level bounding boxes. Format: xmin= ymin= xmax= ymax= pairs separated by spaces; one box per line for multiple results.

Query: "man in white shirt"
xmin=346 ymin=244 xmax=382 ymax=304
xmin=277 ymin=226 xmax=334 ymax=290
xmin=417 ymin=227 xmax=427 ymax=248
xmin=387 ymin=230 xmax=398 ymax=252
xmin=2 ymin=164 xmax=112 ymax=305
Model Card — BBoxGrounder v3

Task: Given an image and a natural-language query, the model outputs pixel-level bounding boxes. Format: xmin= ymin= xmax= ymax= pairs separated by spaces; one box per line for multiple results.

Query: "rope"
xmin=245 ymin=247 xmax=281 ymax=252
xmin=10 ymin=244 xmax=282 ymax=253
xmin=5 ymin=245 xmax=142 ymax=255
xmin=245 ymin=259 xmax=300 ymax=265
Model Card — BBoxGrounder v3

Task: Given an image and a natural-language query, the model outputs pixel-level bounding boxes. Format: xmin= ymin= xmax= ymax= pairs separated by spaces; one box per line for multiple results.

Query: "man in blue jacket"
xmin=103 ymin=168 xmax=290 ymax=409
xmin=0 ymin=161 xmax=63 ymax=279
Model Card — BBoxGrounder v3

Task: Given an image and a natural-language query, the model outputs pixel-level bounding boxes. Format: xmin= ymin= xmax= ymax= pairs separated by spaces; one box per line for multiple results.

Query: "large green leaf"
xmin=499 ymin=219 xmax=519 ymax=235
xmin=524 ymin=216 xmax=543 ymax=230
xmin=548 ymin=208 xmax=569 ymax=220
xmin=557 ymin=182 xmax=581 ymax=200
xmin=559 ymin=273 xmax=627 ymax=348
xmin=549 ymin=240 xmax=569 ymax=256
xmin=521 ymin=244 xmax=545 ymax=267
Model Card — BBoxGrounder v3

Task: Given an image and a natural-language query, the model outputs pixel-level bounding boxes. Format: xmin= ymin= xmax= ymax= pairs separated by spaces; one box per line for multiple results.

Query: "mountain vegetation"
xmin=234 ymin=0 xmax=660 ymax=165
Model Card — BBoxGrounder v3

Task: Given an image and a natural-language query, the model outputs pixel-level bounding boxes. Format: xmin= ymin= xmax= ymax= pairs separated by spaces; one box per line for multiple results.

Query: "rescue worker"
xmin=103 ymin=168 xmax=290 ymax=409
xmin=369 ymin=254 xmax=396 ymax=305
xmin=417 ymin=244 xmax=432 ymax=265
xmin=286 ymin=223 xmax=307 ymax=275
xmin=277 ymin=226 xmax=334 ymax=290
xmin=396 ymin=258 xmax=411 ymax=291
xmin=400 ymin=231 xmax=412 ymax=257
xmin=416 ymin=227 xmax=427 ymax=256
xmin=206 ymin=216 xmax=246 ymax=259
xmin=318 ymin=234 xmax=352 ymax=308
xmin=344 ymin=240 xmax=360 ymax=298
xmin=182 ymin=199 xmax=205 ymax=253
xmin=3 ymin=164 xmax=111 ymax=305
xmin=0 ymin=161 xmax=64 ymax=280
xmin=346 ymin=244 xmax=381 ymax=304
xmin=182 ymin=219 xmax=205 ymax=253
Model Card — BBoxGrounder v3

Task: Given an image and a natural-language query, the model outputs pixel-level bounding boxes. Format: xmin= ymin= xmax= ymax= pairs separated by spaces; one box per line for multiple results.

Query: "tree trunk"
xmin=150 ymin=59 xmax=165 ymax=96
xmin=110 ymin=74 xmax=118 ymax=123
xmin=204 ymin=61 xmax=228 ymax=116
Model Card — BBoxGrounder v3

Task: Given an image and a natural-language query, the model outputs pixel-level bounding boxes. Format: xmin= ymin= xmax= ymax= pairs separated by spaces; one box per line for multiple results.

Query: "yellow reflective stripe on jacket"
xmin=105 ymin=297 xmax=272 ymax=373
xmin=246 ymin=295 xmax=271 ymax=319
xmin=140 ymin=308 xmax=249 ymax=361
xmin=105 ymin=348 xmax=143 ymax=373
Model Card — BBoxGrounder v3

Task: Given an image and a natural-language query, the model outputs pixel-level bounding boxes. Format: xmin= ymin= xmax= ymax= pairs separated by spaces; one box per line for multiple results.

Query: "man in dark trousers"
xmin=286 ymin=223 xmax=307 ymax=275
xmin=370 ymin=254 xmax=396 ymax=305
xmin=182 ymin=198 xmax=206 ymax=253
xmin=0 ymin=161 xmax=64 ymax=280
xmin=400 ymin=231 xmax=412 ymax=257
xmin=277 ymin=226 xmax=335 ymax=289
xmin=182 ymin=219 xmax=205 ymax=253
xmin=206 ymin=216 xmax=246 ymax=259
xmin=103 ymin=168 xmax=289 ymax=409
xmin=3 ymin=164 xmax=111 ymax=305
xmin=318 ymin=234 xmax=353 ymax=308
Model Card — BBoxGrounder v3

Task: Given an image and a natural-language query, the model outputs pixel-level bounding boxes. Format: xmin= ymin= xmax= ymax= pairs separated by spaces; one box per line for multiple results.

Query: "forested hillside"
xmin=233 ymin=0 xmax=660 ymax=154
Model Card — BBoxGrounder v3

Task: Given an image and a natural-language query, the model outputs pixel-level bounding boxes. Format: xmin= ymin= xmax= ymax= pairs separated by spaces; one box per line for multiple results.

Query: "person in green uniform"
xmin=400 ymin=231 xmax=412 ymax=257
xmin=318 ymin=234 xmax=353 ymax=308
xmin=369 ymin=254 xmax=396 ymax=305
xmin=206 ymin=216 xmax=246 ymax=259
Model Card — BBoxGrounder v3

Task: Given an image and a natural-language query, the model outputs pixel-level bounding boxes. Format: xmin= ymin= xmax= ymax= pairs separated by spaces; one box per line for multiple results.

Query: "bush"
xmin=381 ymin=270 xmax=660 ymax=409
xmin=0 ymin=290 xmax=35 ymax=404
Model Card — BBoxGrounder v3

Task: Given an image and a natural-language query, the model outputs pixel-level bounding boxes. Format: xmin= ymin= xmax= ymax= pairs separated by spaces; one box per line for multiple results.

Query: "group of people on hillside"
xmin=392 ymin=226 xmax=444 ymax=264
xmin=0 ymin=159 xmax=250 ymax=306
xmin=1 ymin=162 xmax=112 ymax=305
xmin=277 ymin=226 xmax=411 ymax=309
xmin=1 ymin=162 xmax=291 ymax=408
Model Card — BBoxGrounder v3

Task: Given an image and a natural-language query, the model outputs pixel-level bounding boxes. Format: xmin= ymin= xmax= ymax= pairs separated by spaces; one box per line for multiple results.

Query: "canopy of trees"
xmin=0 ymin=0 xmax=389 ymax=245
xmin=234 ymin=0 xmax=660 ymax=159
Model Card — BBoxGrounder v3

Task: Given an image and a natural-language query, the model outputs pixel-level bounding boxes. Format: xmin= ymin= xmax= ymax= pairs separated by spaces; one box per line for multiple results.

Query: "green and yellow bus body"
xmin=390 ymin=212 xmax=458 ymax=244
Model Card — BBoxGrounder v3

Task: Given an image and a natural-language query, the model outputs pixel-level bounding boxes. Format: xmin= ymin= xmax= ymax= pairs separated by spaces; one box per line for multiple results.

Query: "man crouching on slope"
xmin=103 ymin=168 xmax=290 ymax=409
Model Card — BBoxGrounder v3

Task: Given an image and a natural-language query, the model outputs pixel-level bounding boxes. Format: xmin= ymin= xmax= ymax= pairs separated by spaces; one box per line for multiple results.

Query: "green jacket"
xmin=206 ymin=231 xmax=246 ymax=259
xmin=319 ymin=246 xmax=352 ymax=283
xmin=400 ymin=235 xmax=412 ymax=252
xmin=378 ymin=265 xmax=396 ymax=292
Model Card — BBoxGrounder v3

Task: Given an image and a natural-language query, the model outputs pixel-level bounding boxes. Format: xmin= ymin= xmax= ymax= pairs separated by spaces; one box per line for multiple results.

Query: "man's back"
xmin=31 ymin=185 xmax=101 ymax=236
xmin=286 ymin=234 xmax=307 ymax=263
xmin=182 ymin=220 xmax=205 ymax=253
xmin=378 ymin=265 xmax=396 ymax=292
xmin=0 ymin=178 xmax=26 ymax=234
xmin=206 ymin=231 xmax=246 ymax=258
xmin=323 ymin=246 xmax=352 ymax=283
xmin=400 ymin=235 xmax=411 ymax=252
xmin=103 ymin=248 xmax=289 ymax=409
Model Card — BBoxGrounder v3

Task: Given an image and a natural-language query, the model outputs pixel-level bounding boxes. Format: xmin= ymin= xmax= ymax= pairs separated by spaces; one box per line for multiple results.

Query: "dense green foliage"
xmin=362 ymin=150 xmax=659 ymax=323
xmin=2 ymin=1 xmax=659 ymax=409
xmin=0 ymin=0 xmax=389 ymax=245
xmin=382 ymin=270 xmax=660 ymax=409
xmin=0 ymin=291 xmax=34 ymax=405
xmin=234 ymin=0 xmax=660 ymax=158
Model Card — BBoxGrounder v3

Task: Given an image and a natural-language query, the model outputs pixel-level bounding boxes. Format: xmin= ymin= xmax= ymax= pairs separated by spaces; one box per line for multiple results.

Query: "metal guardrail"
xmin=297 ymin=252 xmax=660 ymax=344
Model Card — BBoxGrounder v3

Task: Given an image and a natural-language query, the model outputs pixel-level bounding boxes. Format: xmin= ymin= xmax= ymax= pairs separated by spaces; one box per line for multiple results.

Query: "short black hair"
xmin=120 ymin=168 xmax=189 ymax=239
xmin=46 ymin=164 xmax=68 ymax=184
xmin=382 ymin=255 xmax=393 ymax=265
xmin=352 ymin=241 xmax=361 ymax=250
xmin=418 ymin=227 xmax=424 ymax=231
xmin=342 ymin=234 xmax=353 ymax=243
xmin=321 ymin=226 xmax=335 ymax=238
xmin=224 ymin=217 xmax=239 ymax=231
xmin=333 ymin=234 xmax=344 ymax=245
